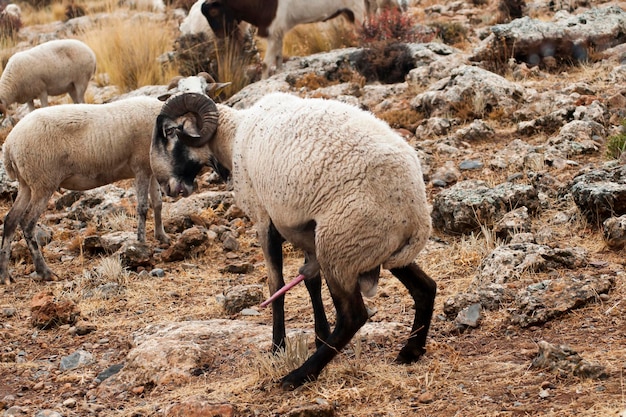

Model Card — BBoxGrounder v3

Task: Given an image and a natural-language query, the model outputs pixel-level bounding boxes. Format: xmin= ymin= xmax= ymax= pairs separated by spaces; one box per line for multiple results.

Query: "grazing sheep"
xmin=0 ymin=39 xmax=96 ymax=115
xmin=201 ymin=0 xmax=367 ymax=78
xmin=0 ymin=97 xmax=169 ymax=285
xmin=151 ymin=92 xmax=437 ymax=389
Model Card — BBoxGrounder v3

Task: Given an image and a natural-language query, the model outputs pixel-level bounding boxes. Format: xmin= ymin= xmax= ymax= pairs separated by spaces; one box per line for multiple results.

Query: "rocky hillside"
xmin=0 ymin=1 xmax=626 ymax=416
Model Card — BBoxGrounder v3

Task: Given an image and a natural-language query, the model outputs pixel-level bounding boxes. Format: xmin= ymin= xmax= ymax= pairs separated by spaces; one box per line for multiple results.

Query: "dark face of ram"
xmin=151 ymin=92 xmax=228 ymax=198
xmin=151 ymin=115 xmax=205 ymax=197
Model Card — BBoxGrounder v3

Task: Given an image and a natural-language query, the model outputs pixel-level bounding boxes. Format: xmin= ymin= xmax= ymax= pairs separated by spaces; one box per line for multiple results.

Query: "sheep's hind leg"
xmin=390 ymin=262 xmax=436 ymax=363
xmin=21 ymin=190 xmax=55 ymax=281
xmin=69 ymin=82 xmax=86 ymax=104
xmin=300 ymin=252 xmax=330 ymax=347
xmin=258 ymin=220 xmax=287 ymax=352
xmin=281 ymin=278 xmax=369 ymax=390
xmin=0 ymin=187 xmax=31 ymax=284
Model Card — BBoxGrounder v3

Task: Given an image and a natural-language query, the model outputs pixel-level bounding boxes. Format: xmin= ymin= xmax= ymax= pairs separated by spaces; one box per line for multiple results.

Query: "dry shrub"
xmin=64 ymin=1 xmax=87 ymax=20
xmin=497 ymin=0 xmax=526 ymax=22
xmin=377 ymin=107 xmax=423 ymax=132
xmin=78 ymin=16 xmax=179 ymax=92
xmin=353 ymin=41 xmax=416 ymax=84
xmin=173 ymin=31 xmax=260 ymax=99
xmin=428 ymin=21 xmax=468 ymax=46
xmin=359 ymin=7 xmax=434 ymax=44
xmin=173 ymin=32 xmax=216 ymax=77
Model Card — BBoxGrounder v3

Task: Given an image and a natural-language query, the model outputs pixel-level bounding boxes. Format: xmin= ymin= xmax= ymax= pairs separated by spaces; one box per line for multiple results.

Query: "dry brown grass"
xmin=76 ymin=16 xmax=179 ymax=92
xmin=283 ymin=18 xmax=358 ymax=58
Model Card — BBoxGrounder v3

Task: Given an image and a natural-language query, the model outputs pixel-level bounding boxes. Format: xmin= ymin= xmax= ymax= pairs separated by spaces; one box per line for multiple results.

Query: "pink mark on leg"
xmin=260 ymin=274 xmax=306 ymax=308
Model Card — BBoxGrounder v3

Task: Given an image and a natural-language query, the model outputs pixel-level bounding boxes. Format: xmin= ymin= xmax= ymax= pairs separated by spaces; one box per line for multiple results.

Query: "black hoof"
xmin=395 ymin=345 xmax=426 ymax=364
xmin=281 ymin=370 xmax=316 ymax=390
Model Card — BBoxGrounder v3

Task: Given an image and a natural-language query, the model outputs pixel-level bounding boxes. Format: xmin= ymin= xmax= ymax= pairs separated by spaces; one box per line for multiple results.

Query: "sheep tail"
xmin=3 ymin=147 xmax=17 ymax=180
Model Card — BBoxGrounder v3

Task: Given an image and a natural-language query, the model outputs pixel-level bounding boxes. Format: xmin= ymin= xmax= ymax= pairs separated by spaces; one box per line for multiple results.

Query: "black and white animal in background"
xmin=200 ymin=0 xmax=367 ymax=78
xmin=150 ymin=91 xmax=436 ymax=389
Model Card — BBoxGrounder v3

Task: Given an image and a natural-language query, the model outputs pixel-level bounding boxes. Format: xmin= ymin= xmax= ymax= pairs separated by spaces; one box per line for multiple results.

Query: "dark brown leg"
xmin=390 ymin=263 xmax=436 ymax=363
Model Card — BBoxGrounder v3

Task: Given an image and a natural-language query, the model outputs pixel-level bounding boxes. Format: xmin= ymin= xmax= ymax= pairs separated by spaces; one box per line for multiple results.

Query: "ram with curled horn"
xmin=150 ymin=91 xmax=436 ymax=390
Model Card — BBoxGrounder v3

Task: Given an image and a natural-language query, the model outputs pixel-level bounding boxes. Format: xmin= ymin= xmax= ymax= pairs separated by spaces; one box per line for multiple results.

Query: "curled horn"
xmin=160 ymin=92 xmax=219 ymax=147
xmin=197 ymin=72 xmax=216 ymax=83
xmin=166 ymin=75 xmax=184 ymax=90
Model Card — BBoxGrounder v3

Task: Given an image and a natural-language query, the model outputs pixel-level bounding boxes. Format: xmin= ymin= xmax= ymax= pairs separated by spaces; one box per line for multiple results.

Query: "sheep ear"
xmin=158 ymin=93 xmax=172 ymax=102
xmin=156 ymin=115 xmax=177 ymax=141
xmin=206 ymin=82 xmax=231 ymax=99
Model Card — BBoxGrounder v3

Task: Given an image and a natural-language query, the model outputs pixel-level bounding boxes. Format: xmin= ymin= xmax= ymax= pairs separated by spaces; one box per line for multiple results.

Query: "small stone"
xmin=131 ymin=385 xmax=145 ymax=395
xmin=150 ymin=268 xmax=166 ymax=277
xmin=418 ymin=391 xmax=434 ymax=404
xmin=63 ymin=398 xmax=77 ymax=408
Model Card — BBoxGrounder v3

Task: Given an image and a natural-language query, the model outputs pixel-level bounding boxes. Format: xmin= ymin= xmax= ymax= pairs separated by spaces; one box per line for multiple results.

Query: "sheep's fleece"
xmin=232 ymin=94 xmax=432 ymax=284
xmin=0 ymin=39 xmax=96 ymax=112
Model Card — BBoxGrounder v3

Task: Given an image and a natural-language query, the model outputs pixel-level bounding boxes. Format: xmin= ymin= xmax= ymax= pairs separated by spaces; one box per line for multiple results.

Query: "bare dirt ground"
xmin=0 ymin=128 xmax=624 ymax=417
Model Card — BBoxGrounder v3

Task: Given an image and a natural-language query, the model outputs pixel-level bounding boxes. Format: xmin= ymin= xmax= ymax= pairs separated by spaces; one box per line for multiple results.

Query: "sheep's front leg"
xmin=134 ymin=174 xmax=150 ymax=243
xmin=149 ymin=176 xmax=170 ymax=244
xmin=21 ymin=190 xmax=55 ymax=281
xmin=390 ymin=263 xmax=436 ymax=363
xmin=258 ymin=220 xmax=287 ymax=352
xmin=300 ymin=252 xmax=330 ymax=347
xmin=0 ymin=188 xmax=31 ymax=284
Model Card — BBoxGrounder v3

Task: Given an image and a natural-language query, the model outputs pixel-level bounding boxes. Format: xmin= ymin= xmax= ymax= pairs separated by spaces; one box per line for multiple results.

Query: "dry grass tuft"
xmin=102 ymin=210 xmax=135 ymax=233
xmin=254 ymin=333 xmax=311 ymax=384
xmin=77 ymin=16 xmax=179 ymax=92
xmin=284 ymin=18 xmax=357 ymax=58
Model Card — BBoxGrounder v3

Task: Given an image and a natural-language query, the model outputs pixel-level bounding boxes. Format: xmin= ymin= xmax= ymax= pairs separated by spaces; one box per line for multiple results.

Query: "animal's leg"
xmin=68 ymin=83 xmax=85 ymax=104
xmin=281 ymin=275 xmax=369 ymax=390
xmin=257 ymin=220 xmax=287 ymax=352
xmin=20 ymin=189 xmax=55 ymax=281
xmin=300 ymin=252 xmax=330 ymax=347
xmin=390 ymin=262 xmax=436 ymax=363
xmin=262 ymin=36 xmax=284 ymax=79
xmin=0 ymin=187 xmax=31 ymax=284
xmin=134 ymin=173 xmax=150 ymax=242
xmin=27 ymin=100 xmax=36 ymax=112
xmin=38 ymin=92 xmax=49 ymax=108
xmin=149 ymin=176 xmax=169 ymax=244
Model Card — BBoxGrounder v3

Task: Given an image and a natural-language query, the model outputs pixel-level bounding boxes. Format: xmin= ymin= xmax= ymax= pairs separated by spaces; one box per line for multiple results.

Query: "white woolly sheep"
xmin=201 ymin=0 xmax=367 ymax=78
xmin=0 ymin=39 xmax=96 ymax=115
xmin=150 ymin=92 xmax=437 ymax=389
xmin=0 ymin=96 xmax=169 ymax=285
